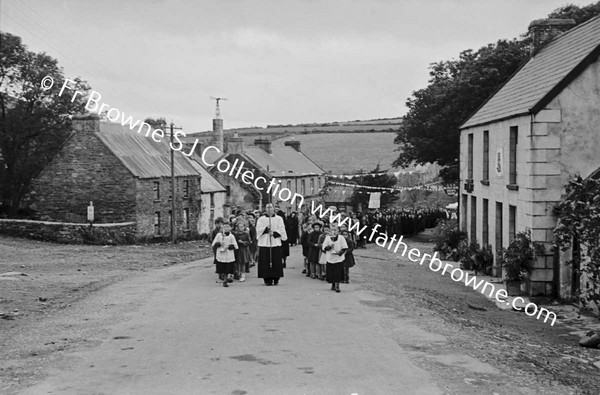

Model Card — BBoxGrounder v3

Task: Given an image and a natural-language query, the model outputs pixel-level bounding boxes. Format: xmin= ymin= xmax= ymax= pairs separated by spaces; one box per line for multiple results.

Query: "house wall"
xmin=135 ymin=176 xmax=202 ymax=239
xmin=274 ymin=174 xmax=325 ymax=214
xmin=547 ymin=60 xmax=600 ymax=298
xmin=27 ymin=129 xmax=137 ymax=223
xmin=459 ymin=58 xmax=600 ymax=297
xmin=198 ymin=191 xmax=226 ymax=235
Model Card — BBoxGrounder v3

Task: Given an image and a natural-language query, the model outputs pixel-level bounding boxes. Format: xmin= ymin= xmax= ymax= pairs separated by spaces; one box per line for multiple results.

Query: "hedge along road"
xmin=15 ymin=248 xmax=530 ymax=395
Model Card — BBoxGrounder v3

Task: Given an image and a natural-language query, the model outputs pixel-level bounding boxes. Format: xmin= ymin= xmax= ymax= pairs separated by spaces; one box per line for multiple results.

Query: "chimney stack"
xmin=213 ymin=118 xmax=224 ymax=151
xmin=528 ymin=18 xmax=575 ymax=56
xmin=72 ymin=113 xmax=100 ymax=133
xmin=284 ymin=140 xmax=301 ymax=152
xmin=254 ymin=138 xmax=272 ymax=154
xmin=226 ymin=133 xmax=244 ymax=154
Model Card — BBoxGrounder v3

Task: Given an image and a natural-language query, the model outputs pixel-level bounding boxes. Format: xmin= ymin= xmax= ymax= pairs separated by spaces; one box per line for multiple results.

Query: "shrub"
xmin=554 ymin=175 xmax=600 ymax=317
xmin=498 ymin=230 xmax=543 ymax=281
xmin=433 ymin=219 xmax=467 ymax=261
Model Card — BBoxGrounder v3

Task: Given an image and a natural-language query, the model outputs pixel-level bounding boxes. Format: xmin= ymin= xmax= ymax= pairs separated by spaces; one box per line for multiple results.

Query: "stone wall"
xmin=134 ymin=176 xmax=202 ymax=239
xmin=0 ymin=219 xmax=137 ymax=244
xmin=26 ymin=128 xmax=137 ymax=223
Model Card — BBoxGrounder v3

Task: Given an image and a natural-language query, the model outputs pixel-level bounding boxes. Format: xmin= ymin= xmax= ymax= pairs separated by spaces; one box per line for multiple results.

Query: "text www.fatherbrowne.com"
xmin=308 ymin=201 xmax=557 ymax=326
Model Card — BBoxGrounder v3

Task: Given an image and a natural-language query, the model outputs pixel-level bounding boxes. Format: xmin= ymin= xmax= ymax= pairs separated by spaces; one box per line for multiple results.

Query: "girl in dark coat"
xmin=307 ymin=222 xmax=323 ymax=279
xmin=277 ymin=211 xmax=290 ymax=268
xmin=341 ymin=229 xmax=355 ymax=283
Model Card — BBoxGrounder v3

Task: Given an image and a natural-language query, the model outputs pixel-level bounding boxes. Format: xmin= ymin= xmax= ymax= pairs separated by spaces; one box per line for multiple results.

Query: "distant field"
xmin=223 ymin=117 xmax=402 ymax=136
xmin=272 ymin=132 xmax=399 ymax=174
xmin=229 ymin=124 xmax=398 ymax=135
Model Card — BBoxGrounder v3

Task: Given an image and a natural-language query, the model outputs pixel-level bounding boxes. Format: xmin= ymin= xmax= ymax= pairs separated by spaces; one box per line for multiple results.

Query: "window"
xmin=461 ymin=194 xmax=468 ymax=231
xmin=482 ymin=198 xmax=489 ymax=246
xmin=483 ymin=130 xmax=489 ymax=182
xmin=509 ymin=126 xmax=518 ymax=186
xmin=153 ymin=182 xmax=160 ymax=200
xmin=495 ymin=202 xmax=503 ymax=254
xmin=287 ymin=180 xmax=292 ymax=192
xmin=470 ymin=196 xmax=477 ymax=244
xmin=183 ymin=208 xmax=189 ymax=230
xmin=468 ymin=133 xmax=474 ymax=180
xmin=509 ymin=205 xmax=516 ymax=242
xmin=154 ymin=212 xmax=161 ymax=235
xmin=183 ymin=180 xmax=189 ymax=198
xmin=301 ymin=180 xmax=306 ymax=195
xmin=310 ymin=178 xmax=315 ymax=194
xmin=168 ymin=210 xmax=172 ymax=232
xmin=169 ymin=182 xmax=172 ymax=201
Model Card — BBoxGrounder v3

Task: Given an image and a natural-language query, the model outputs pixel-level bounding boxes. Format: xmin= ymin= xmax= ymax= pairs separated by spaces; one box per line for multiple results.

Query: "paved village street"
xmin=1 ymin=240 xmax=596 ymax=395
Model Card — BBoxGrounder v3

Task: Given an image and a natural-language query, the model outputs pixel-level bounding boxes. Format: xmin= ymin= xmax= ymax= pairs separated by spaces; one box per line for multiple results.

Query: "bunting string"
xmin=327 ymin=180 xmax=442 ymax=192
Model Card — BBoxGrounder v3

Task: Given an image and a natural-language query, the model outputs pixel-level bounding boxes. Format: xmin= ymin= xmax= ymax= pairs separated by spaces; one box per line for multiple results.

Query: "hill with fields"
xmin=188 ymin=117 xmax=402 ymax=173
xmin=226 ymin=117 xmax=401 ymax=137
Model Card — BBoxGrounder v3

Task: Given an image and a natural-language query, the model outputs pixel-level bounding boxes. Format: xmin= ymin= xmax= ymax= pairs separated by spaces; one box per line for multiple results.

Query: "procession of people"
xmin=209 ymin=201 xmax=449 ymax=291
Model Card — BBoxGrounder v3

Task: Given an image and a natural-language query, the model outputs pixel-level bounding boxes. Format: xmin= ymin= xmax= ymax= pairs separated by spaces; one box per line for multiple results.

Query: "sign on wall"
xmin=495 ymin=148 xmax=503 ymax=177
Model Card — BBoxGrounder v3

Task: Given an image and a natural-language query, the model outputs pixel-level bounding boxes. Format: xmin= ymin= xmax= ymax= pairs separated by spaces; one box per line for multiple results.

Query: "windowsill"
xmin=480 ymin=180 xmax=490 ymax=186
xmin=153 ymin=200 xmax=161 ymax=203
xmin=506 ymin=184 xmax=519 ymax=191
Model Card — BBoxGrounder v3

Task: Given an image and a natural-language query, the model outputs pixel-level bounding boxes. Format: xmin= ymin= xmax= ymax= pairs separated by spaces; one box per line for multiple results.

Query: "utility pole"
xmin=168 ymin=122 xmax=183 ymax=244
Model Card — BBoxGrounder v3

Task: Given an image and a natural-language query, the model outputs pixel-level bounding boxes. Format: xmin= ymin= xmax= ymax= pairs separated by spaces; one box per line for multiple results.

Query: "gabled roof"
xmin=461 ymin=15 xmax=600 ymax=129
xmin=243 ymin=146 xmax=325 ymax=177
xmin=96 ymin=122 xmax=226 ymax=192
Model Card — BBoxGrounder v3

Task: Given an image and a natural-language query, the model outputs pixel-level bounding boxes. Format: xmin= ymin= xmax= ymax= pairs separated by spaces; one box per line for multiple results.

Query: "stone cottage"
xmin=27 ymin=114 xmax=226 ymax=239
xmin=459 ymin=16 xmax=600 ymax=297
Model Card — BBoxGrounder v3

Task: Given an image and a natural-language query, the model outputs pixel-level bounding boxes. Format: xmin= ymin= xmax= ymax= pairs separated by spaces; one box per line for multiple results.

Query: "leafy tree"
xmin=394 ymin=2 xmax=600 ymax=184
xmin=549 ymin=1 xmax=600 ymax=24
xmin=554 ymin=175 xmax=600 ymax=318
xmin=0 ymin=32 xmax=89 ymax=216
xmin=349 ymin=164 xmax=399 ymax=210
xmin=394 ymin=40 xmax=529 ymax=183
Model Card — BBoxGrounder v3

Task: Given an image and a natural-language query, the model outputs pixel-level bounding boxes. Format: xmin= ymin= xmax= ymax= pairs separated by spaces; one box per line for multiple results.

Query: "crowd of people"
xmin=209 ymin=204 xmax=450 ymax=291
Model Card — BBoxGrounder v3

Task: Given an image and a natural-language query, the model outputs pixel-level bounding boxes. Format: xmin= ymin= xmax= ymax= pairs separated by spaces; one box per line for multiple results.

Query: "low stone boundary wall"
xmin=0 ymin=219 xmax=137 ymax=244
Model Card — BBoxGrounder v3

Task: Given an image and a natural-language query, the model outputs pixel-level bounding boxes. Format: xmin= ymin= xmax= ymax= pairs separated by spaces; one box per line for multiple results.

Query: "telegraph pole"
xmin=168 ymin=122 xmax=183 ymax=244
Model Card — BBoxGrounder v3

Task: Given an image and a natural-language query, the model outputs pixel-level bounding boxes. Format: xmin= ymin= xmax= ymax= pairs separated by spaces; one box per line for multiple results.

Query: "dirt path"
xmin=2 ymin=236 xmax=599 ymax=394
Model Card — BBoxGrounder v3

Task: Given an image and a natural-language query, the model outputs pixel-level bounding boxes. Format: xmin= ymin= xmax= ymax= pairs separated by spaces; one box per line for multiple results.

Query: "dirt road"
xmin=2 ymin=239 xmax=599 ymax=394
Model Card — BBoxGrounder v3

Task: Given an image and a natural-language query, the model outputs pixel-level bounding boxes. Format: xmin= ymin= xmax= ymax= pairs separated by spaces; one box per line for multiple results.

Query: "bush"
xmin=433 ymin=219 xmax=467 ymax=261
xmin=498 ymin=230 xmax=543 ymax=281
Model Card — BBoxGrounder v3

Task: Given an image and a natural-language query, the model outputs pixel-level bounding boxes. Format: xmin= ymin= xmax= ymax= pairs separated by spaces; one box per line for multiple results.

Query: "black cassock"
xmin=257 ymin=246 xmax=283 ymax=279
xmin=255 ymin=214 xmax=287 ymax=279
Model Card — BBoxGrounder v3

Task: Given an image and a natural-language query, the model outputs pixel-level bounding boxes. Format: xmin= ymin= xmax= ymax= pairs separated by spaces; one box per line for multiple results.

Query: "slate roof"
xmin=461 ymin=15 xmax=600 ymax=129
xmin=96 ymin=122 xmax=226 ymax=192
xmin=243 ymin=146 xmax=324 ymax=177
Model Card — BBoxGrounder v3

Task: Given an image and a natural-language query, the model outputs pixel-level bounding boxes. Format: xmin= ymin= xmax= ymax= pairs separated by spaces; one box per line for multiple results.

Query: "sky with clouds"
xmin=1 ymin=0 xmax=581 ymax=132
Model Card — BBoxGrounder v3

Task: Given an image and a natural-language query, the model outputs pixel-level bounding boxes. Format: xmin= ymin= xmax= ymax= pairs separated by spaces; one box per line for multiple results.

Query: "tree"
xmin=0 ymin=32 xmax=90 ymax=216
xmin=548 ymin=1 xmax=600 ymax=24
xmin=394 ymin=39 xmax=529 ymax=183
xmin=349 ymin=164 xmax=399 ymax=210
xmin=554 ymin=175 xmax=600 ymax=318
xmin=394 ymin=3 xmax=600 ymax=184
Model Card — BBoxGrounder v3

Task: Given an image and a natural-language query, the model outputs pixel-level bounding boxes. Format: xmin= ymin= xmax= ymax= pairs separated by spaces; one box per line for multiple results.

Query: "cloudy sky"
xmin=1 ymin=0 xmax=579 ymax=132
